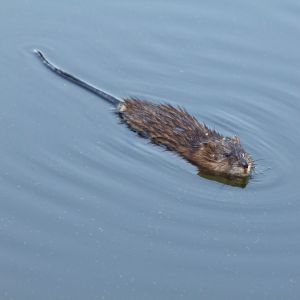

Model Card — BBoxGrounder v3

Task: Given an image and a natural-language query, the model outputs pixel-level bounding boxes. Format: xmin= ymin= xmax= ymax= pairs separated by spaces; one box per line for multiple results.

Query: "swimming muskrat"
xmin=34 ymin=50 xmax=253 ymax=178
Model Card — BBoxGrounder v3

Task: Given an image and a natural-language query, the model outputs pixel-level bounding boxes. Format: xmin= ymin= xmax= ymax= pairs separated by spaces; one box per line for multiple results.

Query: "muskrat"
xmin=34 ymin=50 xmax=253 ymax=178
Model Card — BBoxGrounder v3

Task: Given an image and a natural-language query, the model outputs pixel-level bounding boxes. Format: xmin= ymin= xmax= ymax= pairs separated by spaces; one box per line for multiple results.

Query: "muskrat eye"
xmin=224 ymin=152 xmax=232 ymax=158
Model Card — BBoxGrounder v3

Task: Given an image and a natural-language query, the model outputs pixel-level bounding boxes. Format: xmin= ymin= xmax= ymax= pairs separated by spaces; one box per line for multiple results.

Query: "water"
xmin=1 ymin=0 xmax=300 ymax=299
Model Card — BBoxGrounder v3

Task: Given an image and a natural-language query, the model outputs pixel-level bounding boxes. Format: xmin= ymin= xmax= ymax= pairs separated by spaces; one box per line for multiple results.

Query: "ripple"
xmin=1 ymin=0 xmax=300 ymax=299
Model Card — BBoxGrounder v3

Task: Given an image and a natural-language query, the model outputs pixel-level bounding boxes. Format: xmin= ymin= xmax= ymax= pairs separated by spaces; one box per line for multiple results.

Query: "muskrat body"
xmin=35 ymin=50 xmax=253 ymax=178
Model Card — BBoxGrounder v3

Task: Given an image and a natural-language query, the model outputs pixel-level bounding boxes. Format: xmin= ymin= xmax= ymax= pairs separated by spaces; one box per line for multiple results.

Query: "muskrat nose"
xmin=242 ymin=161 xmax=248 ymax=169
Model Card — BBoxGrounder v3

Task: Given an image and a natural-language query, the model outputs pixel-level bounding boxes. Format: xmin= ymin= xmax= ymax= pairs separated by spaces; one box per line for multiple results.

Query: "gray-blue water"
xmin=1 ymin=0 xmax=300 ymax=299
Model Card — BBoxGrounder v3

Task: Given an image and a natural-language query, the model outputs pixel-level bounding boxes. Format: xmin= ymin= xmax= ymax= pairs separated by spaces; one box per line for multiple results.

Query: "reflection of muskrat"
xmin=35 ymin=50 xmax=253 ymax=178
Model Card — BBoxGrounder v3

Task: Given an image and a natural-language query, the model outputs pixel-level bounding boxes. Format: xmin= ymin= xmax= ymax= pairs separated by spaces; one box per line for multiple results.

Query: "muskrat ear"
xmin=232 ymin=135 xmax=240 ymax=144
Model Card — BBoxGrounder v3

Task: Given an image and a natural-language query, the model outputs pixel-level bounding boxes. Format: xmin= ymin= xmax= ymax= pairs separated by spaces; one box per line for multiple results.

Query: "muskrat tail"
xmin=34 ymin=49 xmax=121 ymax=106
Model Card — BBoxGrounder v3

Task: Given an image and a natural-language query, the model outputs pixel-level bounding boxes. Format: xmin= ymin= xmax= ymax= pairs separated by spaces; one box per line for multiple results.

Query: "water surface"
xmin=1 ymin=0 xmax=300 ymax=299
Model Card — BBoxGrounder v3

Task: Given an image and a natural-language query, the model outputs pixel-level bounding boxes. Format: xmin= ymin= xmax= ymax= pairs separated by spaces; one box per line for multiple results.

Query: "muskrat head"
xmin=192 ymin=136 xmax=253 ymax=178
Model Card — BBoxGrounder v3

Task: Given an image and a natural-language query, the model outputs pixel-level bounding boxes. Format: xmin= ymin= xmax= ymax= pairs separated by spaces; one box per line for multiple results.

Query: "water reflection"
xmin=198 ymin=170 xmax=250 ymax=188
xmin=1 ymin=0 xmax=300 ymax=298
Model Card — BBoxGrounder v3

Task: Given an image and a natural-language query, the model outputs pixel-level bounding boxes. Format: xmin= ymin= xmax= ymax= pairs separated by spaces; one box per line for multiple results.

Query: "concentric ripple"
xmin=1 ymin=0 xmax=300 ymax=299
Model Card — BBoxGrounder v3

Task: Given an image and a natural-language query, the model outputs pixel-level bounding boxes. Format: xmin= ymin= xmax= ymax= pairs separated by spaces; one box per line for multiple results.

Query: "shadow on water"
xmin=198 ymin=170 xmax=250 ymax=188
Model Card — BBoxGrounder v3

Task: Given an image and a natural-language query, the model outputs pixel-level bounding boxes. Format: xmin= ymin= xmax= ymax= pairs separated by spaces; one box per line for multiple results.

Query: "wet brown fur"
xmin=120 ymin=99 xmax=214 ymax=153
xmin=120 ymin=99 xmax=252 ymax=177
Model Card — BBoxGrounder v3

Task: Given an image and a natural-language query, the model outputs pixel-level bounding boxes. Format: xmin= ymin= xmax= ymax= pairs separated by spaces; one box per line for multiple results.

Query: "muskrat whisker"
xmin=253 ymin=167 xmax=271 ymax=175
xmin=252 ymin=158 xmax=265 ymax=162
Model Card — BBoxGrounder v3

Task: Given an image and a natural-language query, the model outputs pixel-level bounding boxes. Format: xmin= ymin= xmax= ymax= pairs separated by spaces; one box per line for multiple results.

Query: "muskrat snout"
xmin=228 ymin=152 xmax=253 ymax=177
xmin=241 ymin=161 xmax=248 ymax=169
